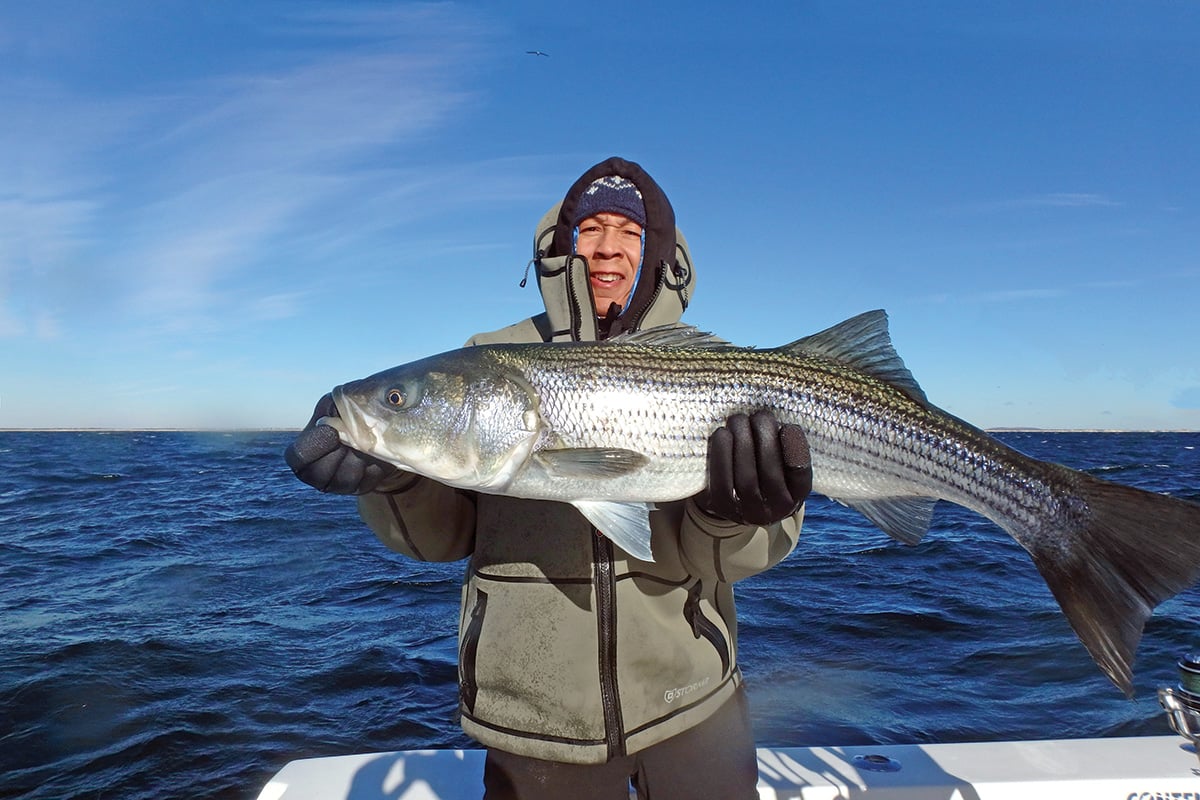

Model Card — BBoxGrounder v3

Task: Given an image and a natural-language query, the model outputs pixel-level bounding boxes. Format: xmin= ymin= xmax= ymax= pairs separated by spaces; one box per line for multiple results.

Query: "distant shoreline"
xmin=985 ymin=427 xmax=1200 ymax=434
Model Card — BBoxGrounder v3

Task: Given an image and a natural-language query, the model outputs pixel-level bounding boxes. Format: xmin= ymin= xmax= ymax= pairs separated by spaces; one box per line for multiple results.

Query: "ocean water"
xmin=2 ymin=430 xmax=1198 ymax=799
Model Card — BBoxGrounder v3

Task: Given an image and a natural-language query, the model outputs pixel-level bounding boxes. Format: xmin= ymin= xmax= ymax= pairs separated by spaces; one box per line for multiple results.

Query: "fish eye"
xmin=386 ymin=388 xmax=406 ymax=407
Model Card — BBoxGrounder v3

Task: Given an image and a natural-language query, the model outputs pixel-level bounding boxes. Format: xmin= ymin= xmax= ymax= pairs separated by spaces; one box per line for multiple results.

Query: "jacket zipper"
xmin=459 ymin=588 xmax=488 ymax=714
xmin=593 ymin=532 xmax=625 ymax=759
xmin=685 ymin=580 xmax=731 ymax=675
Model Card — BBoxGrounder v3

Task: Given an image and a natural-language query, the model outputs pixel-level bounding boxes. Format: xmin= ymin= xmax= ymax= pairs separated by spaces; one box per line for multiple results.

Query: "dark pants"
xmin=482 ymin=689 xmax=758 ymax=799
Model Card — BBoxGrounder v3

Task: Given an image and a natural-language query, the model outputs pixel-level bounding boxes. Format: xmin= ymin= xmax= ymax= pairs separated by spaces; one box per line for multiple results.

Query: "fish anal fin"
xmin=572 ymin=500 xmax=656 ymax=562
xmin=841 ymin=496 xmax=939 ymax=546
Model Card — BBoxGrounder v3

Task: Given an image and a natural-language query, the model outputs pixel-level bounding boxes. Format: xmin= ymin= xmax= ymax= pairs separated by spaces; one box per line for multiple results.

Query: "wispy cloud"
xmin=247 ymin=291 xmax=309 ymax=322
xmin=947 ymin=192 xmax=1123 ymax=215
xmin=916 ymin=273 xmax=1148 ymax=307
xmin=0 ymin=3 xmax=493 ymax=341
xmin=1015 ymin=192 xmax=1121 ymax=208
xmin=917 ymin=285 xmax=1070 ymax=305
xmin=975 ymin=287 xmax=1065 ymax=303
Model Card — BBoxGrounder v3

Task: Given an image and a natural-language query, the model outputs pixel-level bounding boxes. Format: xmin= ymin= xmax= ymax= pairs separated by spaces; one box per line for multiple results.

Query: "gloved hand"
xmin=284 ymin=394 xmax=401 ymax=494
xmin=695 ymin=410 xmax=813 ymax=526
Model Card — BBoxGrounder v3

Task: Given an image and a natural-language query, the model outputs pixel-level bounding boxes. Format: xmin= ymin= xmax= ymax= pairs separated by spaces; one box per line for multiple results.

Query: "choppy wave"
xmin=1 ymin=430 xmax=1198 ymax=799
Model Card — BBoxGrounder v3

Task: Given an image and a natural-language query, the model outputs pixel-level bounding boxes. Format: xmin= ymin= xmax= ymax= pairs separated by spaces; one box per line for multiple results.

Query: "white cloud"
xmin=1019 ymin=192 xmax=1121 ymax=208
xmin=976 ymin=287 xmax=1065 ymax=303
xmin=949 ymin=192 xmax=1123 ymax=215
xmin=248 ymin=291 xmax=308 ymax=322
xmin=0 ymin=3 xmax=492 ymax=341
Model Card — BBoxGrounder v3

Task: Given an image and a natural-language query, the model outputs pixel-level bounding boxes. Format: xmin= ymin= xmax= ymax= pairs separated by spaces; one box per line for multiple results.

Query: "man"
xmin=286 ymin=157 xmax=811 ymax=799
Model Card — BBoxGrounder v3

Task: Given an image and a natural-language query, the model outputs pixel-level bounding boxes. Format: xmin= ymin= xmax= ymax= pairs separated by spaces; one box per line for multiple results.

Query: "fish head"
xmin=322 ymin=350 xmax=543 ymax=491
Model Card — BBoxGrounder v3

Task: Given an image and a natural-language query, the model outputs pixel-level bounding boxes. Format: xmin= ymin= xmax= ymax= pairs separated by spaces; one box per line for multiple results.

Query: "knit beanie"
xmin=571 ymin=175 xmax=646 ymax=227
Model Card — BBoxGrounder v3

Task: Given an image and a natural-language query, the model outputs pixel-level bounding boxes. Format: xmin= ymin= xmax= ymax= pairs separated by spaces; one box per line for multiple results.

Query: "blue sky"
xmin=2 ymin=1 xmax=1197 ymax=430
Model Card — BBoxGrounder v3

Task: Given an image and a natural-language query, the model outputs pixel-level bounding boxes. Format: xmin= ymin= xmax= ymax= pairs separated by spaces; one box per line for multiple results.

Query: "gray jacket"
xmin=357 ymin=158 xmax=802 ymax=764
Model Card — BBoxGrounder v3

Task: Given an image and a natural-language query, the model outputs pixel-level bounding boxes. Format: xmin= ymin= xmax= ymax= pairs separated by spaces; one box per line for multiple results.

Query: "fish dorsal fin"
xmin=781 ymin=310 xmax=928 ymax=405
xmin=611 ymin=323 xmax=737 ymax=350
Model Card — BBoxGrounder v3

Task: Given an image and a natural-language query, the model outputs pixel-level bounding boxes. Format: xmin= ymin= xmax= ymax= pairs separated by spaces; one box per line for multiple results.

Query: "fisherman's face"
xmin=575 ymin=212 xmax=643 ymax=315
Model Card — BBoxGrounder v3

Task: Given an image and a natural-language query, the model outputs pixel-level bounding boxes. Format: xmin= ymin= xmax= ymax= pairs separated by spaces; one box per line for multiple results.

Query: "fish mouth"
xmin=319 ymin=384 xmax=378 ymax=454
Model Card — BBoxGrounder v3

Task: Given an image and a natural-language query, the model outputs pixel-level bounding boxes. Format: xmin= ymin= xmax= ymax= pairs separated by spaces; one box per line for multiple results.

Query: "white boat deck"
xmin=258 ymin=735 xmax=1200 ymax=799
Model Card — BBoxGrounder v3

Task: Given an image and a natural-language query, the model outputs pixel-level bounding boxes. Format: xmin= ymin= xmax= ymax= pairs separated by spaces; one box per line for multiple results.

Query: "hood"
xmin=530 ymin=157 xmax=695 ymax=342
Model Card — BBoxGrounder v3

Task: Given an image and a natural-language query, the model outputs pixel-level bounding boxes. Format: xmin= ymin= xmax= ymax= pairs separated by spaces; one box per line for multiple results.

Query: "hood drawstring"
xmin=519 ymin=256 xmax=538 ymax=289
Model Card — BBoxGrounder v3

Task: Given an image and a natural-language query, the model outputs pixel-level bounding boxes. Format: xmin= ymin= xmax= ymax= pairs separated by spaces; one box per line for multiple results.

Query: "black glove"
xmin=695 ymin=410 xmax=813 ymax=526
xmin=284 ymin=394 xmax=400 ymax=494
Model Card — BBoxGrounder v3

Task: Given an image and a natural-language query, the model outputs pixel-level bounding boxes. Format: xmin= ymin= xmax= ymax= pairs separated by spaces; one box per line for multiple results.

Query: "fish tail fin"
xmin=1025 ymin=467 xmax=1200 ymax=697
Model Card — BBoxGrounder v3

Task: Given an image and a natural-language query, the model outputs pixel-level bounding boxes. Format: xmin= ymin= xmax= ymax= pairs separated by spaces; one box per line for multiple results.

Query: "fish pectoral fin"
xmin=571 ymin=500 xmax=656 ymax=562
xmin=533 ymin=448 xmax=649 ymax=479
xmin=839 ymin=496 xmax=939 ymax=546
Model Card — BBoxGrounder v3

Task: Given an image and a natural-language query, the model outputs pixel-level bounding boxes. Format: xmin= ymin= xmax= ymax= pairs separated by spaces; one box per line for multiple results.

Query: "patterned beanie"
xmin=572 ymin=175 xmax=646 ymax=227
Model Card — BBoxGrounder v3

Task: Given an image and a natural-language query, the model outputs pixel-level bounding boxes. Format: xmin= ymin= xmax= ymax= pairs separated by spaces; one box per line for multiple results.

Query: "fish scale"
xmin=503 ymin=340 xmax=1050 ymax=534
xmin=327 ymin=309 xmax=1200 ymax=696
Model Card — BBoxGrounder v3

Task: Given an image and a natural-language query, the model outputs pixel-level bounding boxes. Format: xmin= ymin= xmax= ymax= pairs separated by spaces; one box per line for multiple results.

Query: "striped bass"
xmin=323 ymin=309 xmax=1200 ymax=695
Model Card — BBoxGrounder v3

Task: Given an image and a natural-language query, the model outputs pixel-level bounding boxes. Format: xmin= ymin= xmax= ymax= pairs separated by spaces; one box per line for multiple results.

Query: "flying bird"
xmin=526 ymin=50 xmax=549 ymax=57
